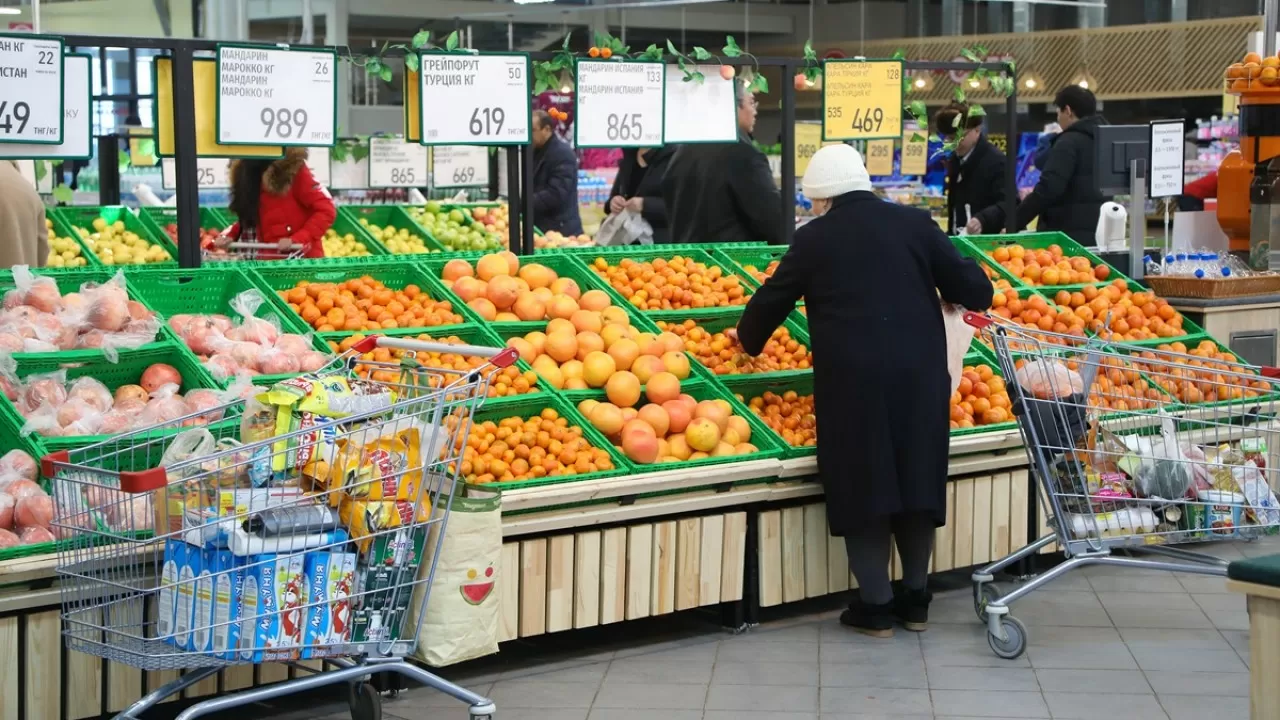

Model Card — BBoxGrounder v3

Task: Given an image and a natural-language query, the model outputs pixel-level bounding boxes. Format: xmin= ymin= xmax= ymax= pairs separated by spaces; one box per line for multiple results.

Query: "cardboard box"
xmin=236 ymin=552 xmax=306 ymax=662
xmin=301 ymin=550 xmax=357 ymax=658
xmin=191 ymin=547 xmax=217 ymax=653
xmin=155 ymin=539 xmax=185 ymax=645
xmin=209 ymin=549 xmax=244 ymax=660
xmin=173 ymin=541 xmax=199 ymax=650
xmin=348 ymin=526 xmax=429 ymax=654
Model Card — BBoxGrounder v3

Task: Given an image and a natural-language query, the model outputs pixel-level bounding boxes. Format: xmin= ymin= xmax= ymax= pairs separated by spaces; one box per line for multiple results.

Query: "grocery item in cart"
xmin=211 ymin=548 xmax=246 ymax=660
xmin=301 ymin=549 xmax=357 ymax=658
xmin=237 ymin=552 xmax=307 ymax=662
xmin=338 ymin=496 xmax=431 ymax=552
xmin=1010 ymin=359 xmax=1089 ymax=449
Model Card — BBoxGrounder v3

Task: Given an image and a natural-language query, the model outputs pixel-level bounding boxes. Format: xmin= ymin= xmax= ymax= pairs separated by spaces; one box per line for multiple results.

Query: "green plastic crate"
xmin=951 ymin=237 xmax=1026 ymax=290
xmin=343 ymin=205 xmax=445 ymax=254
xmin=716 ymin=373 xmax=816 ymax=458
xmin=578 ymin=247 xmax=756 ymax=317
xmin=960 ymin=232 xmax=1116 ymax=291
xmin=54 ymin=206 xmax=179 ymax=268
xmin=139 ymin=207 xmax=234 ymax=244
xmin=1117 ymin=337 xmax=1280 ymax=412
xmin=713 ymin=246 xmax=789 ymax=289
xmin=651 ymin=308 xmax=812 ymax=381
xmin=322 ymin=209 xmax=391 ymax=258
xmin=43 ymin=209 xmax=102 ymax=269
xmin=545 ymin=242 xmax=768 ymax=256
xmin=401 ymin=203 xmax=504 ymax=253
xmin=950 ymin=352 xmax=1020 ymax=437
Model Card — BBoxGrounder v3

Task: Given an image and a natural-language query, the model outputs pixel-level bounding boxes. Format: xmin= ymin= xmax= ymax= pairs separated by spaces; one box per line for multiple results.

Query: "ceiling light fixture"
xmin=0 ymin=8 xmax=22 ymax=15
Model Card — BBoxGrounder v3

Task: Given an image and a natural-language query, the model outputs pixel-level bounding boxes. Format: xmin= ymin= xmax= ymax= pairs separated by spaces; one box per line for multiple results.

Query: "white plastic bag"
xmin=595 ymin=209 xmax=653 ymax=247
xmin=943 ymin=303 xmax=975 ymax=395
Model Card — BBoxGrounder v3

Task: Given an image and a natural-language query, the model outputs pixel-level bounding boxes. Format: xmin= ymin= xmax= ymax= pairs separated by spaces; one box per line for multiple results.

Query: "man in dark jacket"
xmin=531 ymin=110 xmax=584 ymax=236
xmin=604 ymin=145 xmax=676 ymax=244
xmin=936 ymin=103 xmax=1007 ymax=235
xmin=1014 ymin=86 xmax=1107 ymax=244
xmin=661 ymin=83 xmax=785 ymax=245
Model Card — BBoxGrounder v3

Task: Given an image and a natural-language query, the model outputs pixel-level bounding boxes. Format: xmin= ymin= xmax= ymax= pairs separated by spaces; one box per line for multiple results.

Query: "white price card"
xmin=161 ymin=157 xmax=232 ymax=190
xmin=417 ymin=52 xmax=531 ymax=146
xmin=215 ymin=45 xmax=337 ymax=147
xmin=368 ymin=136 xmax=429 ymax=188
xmin=0 ymin=53 xmax=90 ymax=159
xmin=575 ymin=60 xmax=664 ymax=148
xmin=1149 ymin=120 xmax=1186 ymax=199
xmin=433 ymin=145 xmax=490 ymax=188
xmin=663 ymin=65 xmax=736 ymax=143
xmin=306 ymin=145 xmax=331 ymax=188
xmin=0 ymin=33 xmax=64 ymax=144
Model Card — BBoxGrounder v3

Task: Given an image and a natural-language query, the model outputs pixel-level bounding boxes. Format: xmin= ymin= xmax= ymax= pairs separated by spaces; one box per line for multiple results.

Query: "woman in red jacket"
xmin=224 ymin=147 xmax=336 ymax=258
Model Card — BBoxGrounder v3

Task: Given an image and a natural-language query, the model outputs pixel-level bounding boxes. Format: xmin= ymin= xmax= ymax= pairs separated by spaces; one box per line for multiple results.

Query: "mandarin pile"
xmin=981 ymin=263 xmax=1014 ymax=292
xmin=591 ymin=255 xmax=748 ymax=310
xmin=742 ymin=260 xmax=781 ymax=284
xmin=330 ymin=332 xmax=538 ymax=395
xmin=658 ymin=319 xmax=810 ymax=375
xmin=440 ymin=252 xmax=616 ymax=323
xmin=507 ymin=312 xmax=692 ymax=392
xmin=280 ymin=276 xmax=462 ymax=333
xmin=987 ymin=243 xmax=1111 ymax=286
xmin=451 ymin=408 xmax=614 ymax=484
xmin=578 ymin=393 xmax=758 ymax=465
xmin=1050 ymin=280 xmax=1187 ymax=341
xmin=950 ymin=364 xmax=1012 ymax=428
xmin=989 ymin=288 xmax=1083 ymax=348
xmin=1132 ymin=340 xmax=1270 ymax=404
xmin=742 ymin=389 xmax=816 ymax=447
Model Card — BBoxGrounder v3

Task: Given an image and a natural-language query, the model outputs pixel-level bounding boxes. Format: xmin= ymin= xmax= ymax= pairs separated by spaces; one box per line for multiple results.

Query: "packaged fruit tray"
xmin=44 ymin=211 xmax=102 ymax=270
xmin=125 ymin=266 xmax=328 ymax=388
xmin=716 ymin=373 xmax=816 ymax=459
xmin=959 ymin=232 xmax=1116 ymax=291
xmin=654 ymin=309 xmax=812 ymax=381
xmin=343 ymin=205 xmax=445 ymax=255
xmin=322 ymin=323 xmax=542 ymax=407
xmin=54 ymin=206 xmax=179 ymax=268
xmin=568 ymin=379 xmax=782 ymax=472
xmin=248 ymin=260 xmax=480 ymax=336
xmin=458 ymin=393 xmax=629 ymax=491
xmin=0 ymin=345 xmax=224 ymax=457
xmin=582 ymin=247 xmax=755 ymax=316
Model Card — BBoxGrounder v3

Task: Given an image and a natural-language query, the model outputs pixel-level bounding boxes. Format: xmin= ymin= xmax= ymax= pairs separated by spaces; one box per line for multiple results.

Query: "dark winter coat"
xmin=228 ymin=147 xmax=336 ymax=259
xmin=532 ymin=134 xmax=584 ymax=236
xmin=1015 ymin=115 xmax=1108 ymax=245
xmin=662 ymin=133 xmax=785 ymax=245
xmin=605 ymin=145 xmax=676 ymax=245
xmin=737 ymin=191 xmax=993 ymax=534
xmin=945 ymin=135 xmax=1008 ymax=235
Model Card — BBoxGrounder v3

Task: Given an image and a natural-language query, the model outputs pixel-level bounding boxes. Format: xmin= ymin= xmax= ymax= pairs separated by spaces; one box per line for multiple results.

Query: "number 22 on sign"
xmin=821 ymin=59 xmax=903 ymax=142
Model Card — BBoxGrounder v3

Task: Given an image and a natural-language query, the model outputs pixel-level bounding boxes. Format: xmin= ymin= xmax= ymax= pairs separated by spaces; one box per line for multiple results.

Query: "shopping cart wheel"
xmin=348 ymin=681 xmax=382 ymax=720
xmin=987 ymin=616 xmax=1027 ymax=660
xmin=973 ymin=583 xmax=1002 ymax=621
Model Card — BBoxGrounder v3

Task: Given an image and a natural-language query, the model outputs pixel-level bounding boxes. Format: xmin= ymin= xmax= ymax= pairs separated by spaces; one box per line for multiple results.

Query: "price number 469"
xmin=849 ymin=108 xmax=885 ymax=134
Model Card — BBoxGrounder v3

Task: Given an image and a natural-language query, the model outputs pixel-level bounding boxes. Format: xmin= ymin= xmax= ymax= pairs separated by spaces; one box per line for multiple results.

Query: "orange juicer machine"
xmin=1219 ymin=86 xmax=1280 ymax=270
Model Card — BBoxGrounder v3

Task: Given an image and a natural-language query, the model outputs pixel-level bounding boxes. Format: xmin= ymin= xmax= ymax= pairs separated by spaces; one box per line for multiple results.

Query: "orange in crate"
xmin=330 ymin=333 xmax=537 ymax=397
xmin=281 ymin=276 xmax=463 ymax=333
xmin=742 ymin=259 xmax=781 ymax=284
xmin=591 ymin=255 xmax=748 ymax=310
xmin=987 ymin=242 xmax=1110 ymax=286
xmin=1133 ymin=340 xmax=1271 ymax=405
xmin=448 ymin=408 xmax=615 ymax=484
xmin=949 ymin=363 xmax=1012 ymax=428
xmin=658 ymin=319 xmax=810 ymax=375
xmin=742 ymin=389 xmax=816 ymax=447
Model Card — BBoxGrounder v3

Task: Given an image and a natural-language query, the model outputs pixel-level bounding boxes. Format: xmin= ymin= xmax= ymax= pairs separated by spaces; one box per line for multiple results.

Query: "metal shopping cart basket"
xmin=203 ymin=240 xmax=307 ymax=263
xmin=41 ymin=335 xmax=517 ymax=720
xmin=965 ymin=312 xmax=1280 ymax=660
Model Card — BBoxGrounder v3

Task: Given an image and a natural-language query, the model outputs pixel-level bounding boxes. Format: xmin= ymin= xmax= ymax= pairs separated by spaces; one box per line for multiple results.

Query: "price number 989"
xmin=261 ymin=108 xmax=309 ymax=139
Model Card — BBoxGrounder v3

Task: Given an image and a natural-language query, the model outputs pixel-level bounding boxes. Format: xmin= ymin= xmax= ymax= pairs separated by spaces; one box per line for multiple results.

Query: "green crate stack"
xmin=343 ymin=205 xmax=445 ymax=255
xmin=959 ymin=232 xmax=1115 ymax=293
xmin=716 ymin=373 xmax=816 ymax=459
xmin=461 ymin=393 xmax=629 ymax=491
xmin=53 ymin=206 xmax=179 ymax=268
xmin=651 ymin=308 xmax=812 ymax=382
xmin=126 ymin=266 xmax=328 ymax=388
xmin=1 ymin=345 xmax=222 ymax=456
xmin=44 ymin=208 xmax=102 ymax=270
xmin=575 ymin=247 xmax=756 ymax=320
xmin=1115 ymin=338 xmax=1280 ymax=413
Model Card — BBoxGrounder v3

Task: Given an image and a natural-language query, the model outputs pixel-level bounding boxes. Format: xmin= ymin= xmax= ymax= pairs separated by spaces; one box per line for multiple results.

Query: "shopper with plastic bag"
xmin=219 ymin=148 xmax=336 ymax=259
xmin=730 ymin=144 xmax=992 ymax=638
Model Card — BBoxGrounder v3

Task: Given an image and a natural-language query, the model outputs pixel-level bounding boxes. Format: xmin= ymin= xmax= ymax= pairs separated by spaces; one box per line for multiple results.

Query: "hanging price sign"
xmin=795 ymin=123 xmax=822 ymax=179
xmin=663 ymin=64 xmax=736 ymax=143
xmin=368 ymin=136 xmax=429 ymax=188
xmin=306 ymin=145 xmax=331 ymax=188
xmin=417 ymin=52 xmax=531 ymax=146
xmin=865 ymin=139 xmax=895 ymax=176
xmin=433 ymin=145 xmax=490 ymax=188
xmin=0 ymin=33 xmax=64 ymax=145
xmin=215 ymin=45 xmax=337 ymax=147
xmin=900 ymin=130 xmax=927 ymax=176
xmin=0 ymin=53 xmax=90 ymax=159
xmin=822 ymin=59 xmax=903 ymax=142
xmin=575 ymin=59 xmax=664 ymax=148
xmin=161 ymin=157 xmax=232 ymax=190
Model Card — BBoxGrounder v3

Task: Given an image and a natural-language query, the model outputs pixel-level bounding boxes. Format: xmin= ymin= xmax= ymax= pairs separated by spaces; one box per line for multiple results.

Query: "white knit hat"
xmin=802 ymin=143 xmax=873 ymax=200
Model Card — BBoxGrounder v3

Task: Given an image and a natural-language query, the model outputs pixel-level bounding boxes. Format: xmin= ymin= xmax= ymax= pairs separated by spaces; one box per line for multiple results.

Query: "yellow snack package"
xmin=338 ymin=496 xmax=433 ymax=552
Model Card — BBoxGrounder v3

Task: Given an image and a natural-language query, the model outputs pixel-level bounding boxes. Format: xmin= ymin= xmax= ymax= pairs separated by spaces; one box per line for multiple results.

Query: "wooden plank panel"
xmin=651 ymin=520 xmax=677 ymax=616
xmin=991 ymin=471 xmax=1012 ymax=560
xmin=720 ymin=512 xmax=747 ymax=603
xmin=0 ymin=616 xmax=17 ymax=720
xmin=546 ymin=534 xmax=575 ymax=634
xmin=935 ymin=481 xmax=957 ymax=572
xmin=1010 ymin=468 xmax=1030 ymax=550
xmin=827 ymin=531 xmax=850 ymax=593
xmin=757 ymin=510 xmax=783 ymax=607
xmin=698 ymin=514 xmax=724 ymax=606
xmin=574 ymin=531 xmax=602 ymax=629
xmin=971 ymin=474 xmax=993 ymax=566
xmin=600 ymin=527 xmax=628 ymax=624
xmin=953 ymin=478 xmax=975 ymax=569
xmin=223 ymin=664 xmax=253 ymax=692
xmin=498 ymin=542 xmax=520 ymax=642
xmin=258 ymin=663 xmax=289 ymax=685
xmin=675 ymin=517 xmax=701 ymax=611
xmin=187 ymin=667 xmax=218 ymax=698
xmin=803 ymin=504 xmax=829 ymax=599
xmin=66 ymin=609 xmax=103 ymax=720
xmin=626 ymin=524 xmax=653 ymax=620
xmin=780 ymin=506 xmax=806 ymax=604
xmin=519 ymin=538 xmax=548 ymax=638
xmin=25 ymin=610 xmax=61 ymax=720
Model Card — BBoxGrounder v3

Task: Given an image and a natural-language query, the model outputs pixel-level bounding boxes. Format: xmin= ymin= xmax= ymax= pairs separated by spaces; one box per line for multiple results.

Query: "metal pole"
xmin=1267 ymin=0 xmax=1280 ymax=57
xmin=301 ymin=0 xmax=315 ymax=43
xmin=1005 ymin=65 xmax=1018 ymax=233
xmin=97 ymin=135 xmax=121 ymax=206
xmin=506 ymin=147 xmax=522 ymax=253
xmin=522 ymin=142 xmax=535 ymax=254
xmin=170 ymin=47 xmax=203 ymax=268
xmin=30 ymin=0 xmax=40 ymax=33
xmin=1129 ymin=158 xmax=1146 ymax=280
xmin=781 ymin=61 xmax=796 ymax=245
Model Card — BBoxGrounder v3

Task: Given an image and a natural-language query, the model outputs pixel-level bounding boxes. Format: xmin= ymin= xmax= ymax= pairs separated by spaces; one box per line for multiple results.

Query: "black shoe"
xmin=893 ymin=582 xmax=932 ymax=632
xmin=839 ymin=593 xmax=895 ymax=638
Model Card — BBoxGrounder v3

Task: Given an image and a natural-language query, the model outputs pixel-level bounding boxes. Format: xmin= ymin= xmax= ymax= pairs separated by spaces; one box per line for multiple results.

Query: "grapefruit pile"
xmin=451 ymin=408 xmax=616 ymax=484
xmin=329 ymin=332 xmax=537 ymax=395
xmin=741 ymin=389 xmax=816 ymax=447
xmin=986 ymin=243 xmax=1110 ymax=286
xmin=505 ymin=314 xmax=692 ymax=392
xmin=590 ymin=255 xmax=749 ymax=311
xmin=657 ymin=319 xmax=811 ymax=375
xmin=438 ymin=252 xmax=616 ymax=323
xmin=279 ymin=276 xmax=463 ymax=333
xmin=578 ymin=387 xmax=759 ymax=465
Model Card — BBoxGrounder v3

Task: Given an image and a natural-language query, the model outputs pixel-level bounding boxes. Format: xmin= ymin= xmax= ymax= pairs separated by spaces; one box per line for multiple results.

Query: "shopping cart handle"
xmin=41 ymin=450 xmax=167 ymax=493
xmin=224 ymin=241 xmax=302 ymax=250
xmin=964 ymin=312 xmax=994 ymax=329
xmin=349 ymin=334 xmax=519 ymax=368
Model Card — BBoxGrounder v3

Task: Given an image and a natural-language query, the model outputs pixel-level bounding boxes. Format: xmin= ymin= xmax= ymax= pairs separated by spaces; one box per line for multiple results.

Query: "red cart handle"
xmin=349 ymin=334 xmax=519 ymax=368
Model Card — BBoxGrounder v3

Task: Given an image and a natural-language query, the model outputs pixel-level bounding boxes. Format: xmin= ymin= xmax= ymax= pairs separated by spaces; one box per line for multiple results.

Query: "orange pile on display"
xmin=451 ymin=408 xmax=615 ymax=484
xmin=742 ymin=260 xmax=781 ymax=285
xmin=1051 ymin=280 xmax=1187 ymax=342
xmin=330 ymin=332 xmax=537 ymax=394
xmin=439 ymin=252 xmax=616 ymax=323
xmin=591 ymin=255 xmax=749 ymax=310
xmin=657 ymin=319 xmax=810 ymax=375
xmin=280 ymin=276 xmax=463 ymax=332
xmin=742 ymin=389 xmax=817 ymax=447
xmin=986 ymin=243 xmax=1110 ymax=286
xmin=1227 ymin=52 xmax=1280 ymax=91
xmin=1134 ymin=340 xmax=1271 ymax=405
xmin=577 ymin=392 xmax=759 ymax=465
xmin=950 ymin=363 xmax=1012 ymax=428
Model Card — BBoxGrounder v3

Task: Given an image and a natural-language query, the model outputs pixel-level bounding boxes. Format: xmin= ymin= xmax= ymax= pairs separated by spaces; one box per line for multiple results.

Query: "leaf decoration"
xmin=445 ymin=31 xmax=459 ymax=51
xmin=411 ymin=30 xmax=430 ymax=49
xmin=723 ymin=35 xmax=742 ymax=58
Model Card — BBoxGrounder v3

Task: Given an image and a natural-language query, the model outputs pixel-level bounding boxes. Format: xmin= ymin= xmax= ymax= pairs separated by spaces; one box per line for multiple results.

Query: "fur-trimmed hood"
xmin=229 ymin=147 xmax=309 ymax=195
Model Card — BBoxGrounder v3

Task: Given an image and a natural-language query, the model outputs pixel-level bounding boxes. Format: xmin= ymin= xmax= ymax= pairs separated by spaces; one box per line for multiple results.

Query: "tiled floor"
xmin=200 ymin=537 xmax=1276 ymax=720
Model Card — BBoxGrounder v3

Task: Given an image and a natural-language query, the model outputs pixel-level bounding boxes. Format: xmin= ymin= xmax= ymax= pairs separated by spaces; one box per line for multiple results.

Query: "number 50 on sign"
xmin=821 ymin=59 xmax=903 ymax=142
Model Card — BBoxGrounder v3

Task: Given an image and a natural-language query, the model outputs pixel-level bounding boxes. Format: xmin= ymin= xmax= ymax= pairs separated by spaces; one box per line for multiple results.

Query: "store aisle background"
xmin=196 ymin=537 xmax=1274 ymax=720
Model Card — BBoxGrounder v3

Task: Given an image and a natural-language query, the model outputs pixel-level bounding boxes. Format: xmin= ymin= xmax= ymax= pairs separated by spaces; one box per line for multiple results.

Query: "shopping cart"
xmin=203 ymin=240 xmax=307 ymax=263
xmin=965 ymin=312 xmax=1280 ymax=659
xmin=42 ymin=335 xmax=519 ymax=720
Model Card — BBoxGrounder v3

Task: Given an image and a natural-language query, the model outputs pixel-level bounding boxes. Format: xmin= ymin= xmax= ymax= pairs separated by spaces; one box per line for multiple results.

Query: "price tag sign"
xmin=368 ymin=136 xmax=429 ymax=188
xmin=795 ymin=123 xmax=822 ymax=179
xmin=575 ymin=60 xmax=664 ymax=148
xmin=822 ymin=59 xmax=903 ymax=142
xmin=865 ymin=139 xmax=895 ymax=176
xmin=1149 ymin=120 xmax=1186 ymax=199
xmin=306 ymin=145 xmax=331 ymax=188
xmin=0 ymin=33 xmax=64 ymax=145
xmin=160 ymin=157 xmax=232 ymax=190
xmin=433 ymin=145 xmax=490 ymax=188
xmin=0 ymin=53 xmax=90 ymax=160
xmin=663 ymin=65 xmax=736 ymax=143
xmin=900 ymin=129 xmax=927 ymax=176
xmin=215 ymin=45 xmax=337 ymax=147
xmin=417 ymin=52 xmax=531 ymax=146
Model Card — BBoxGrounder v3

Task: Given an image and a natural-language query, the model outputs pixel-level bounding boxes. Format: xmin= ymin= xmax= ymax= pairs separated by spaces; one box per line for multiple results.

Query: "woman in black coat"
xmin=605 ymin=145 xmax=676 ymax=244
xmin=734 ymin=144 xmax=992 ymax=637
xmin=936 ymin=103 xmax=1008 ymax=235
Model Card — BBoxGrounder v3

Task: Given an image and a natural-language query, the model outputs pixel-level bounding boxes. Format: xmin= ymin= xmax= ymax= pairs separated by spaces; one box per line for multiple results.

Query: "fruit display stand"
xmin=53 ymin=206 xmax=179 ymax=268
xmin=342 ymin=205 xmax=445 ymax=255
